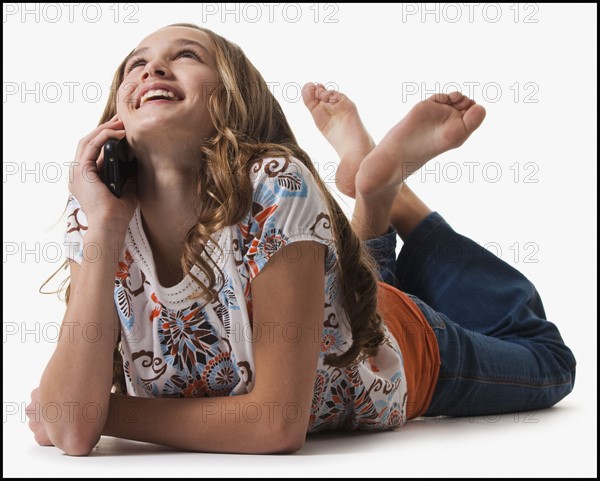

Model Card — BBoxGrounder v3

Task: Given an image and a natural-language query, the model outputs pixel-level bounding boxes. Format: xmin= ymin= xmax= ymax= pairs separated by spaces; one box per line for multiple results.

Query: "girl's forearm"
xmin=102 ymin=392 xmax=306 ymax=455
xmin=39 ymin=230 xmax=124 ymax=455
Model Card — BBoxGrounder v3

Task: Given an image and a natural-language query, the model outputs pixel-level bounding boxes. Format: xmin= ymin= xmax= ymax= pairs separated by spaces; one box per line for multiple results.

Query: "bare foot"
xmin=302 ymin=82 xmax=375 ymax=198
xmin=355 ymin=92 xmax=486 ymax=197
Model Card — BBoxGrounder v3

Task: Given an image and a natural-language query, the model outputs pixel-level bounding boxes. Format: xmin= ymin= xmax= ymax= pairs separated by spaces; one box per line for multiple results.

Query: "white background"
xmin=3 ymin=2 xmax=597 ymax=477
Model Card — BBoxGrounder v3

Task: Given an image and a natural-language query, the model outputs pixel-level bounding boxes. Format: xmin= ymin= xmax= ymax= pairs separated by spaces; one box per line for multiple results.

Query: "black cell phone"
xmin=102 ymin=138 xmax=137 ymax=198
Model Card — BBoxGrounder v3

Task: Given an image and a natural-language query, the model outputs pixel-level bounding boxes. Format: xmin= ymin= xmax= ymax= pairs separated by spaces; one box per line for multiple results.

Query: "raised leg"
xmin=302 ymin=83 xmax=485 ymax=242
xmin=396 ymin=212 xmax=577 ymax=417
xmin=303 ymin=84 xmax=577 ymax=417
xmin=390 ymin=183 xmax=432 ymax=241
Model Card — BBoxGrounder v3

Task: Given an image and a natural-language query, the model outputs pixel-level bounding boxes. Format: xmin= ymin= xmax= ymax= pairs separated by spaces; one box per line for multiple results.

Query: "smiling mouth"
xmin=137 ymin=89 xmax=183 ymax=109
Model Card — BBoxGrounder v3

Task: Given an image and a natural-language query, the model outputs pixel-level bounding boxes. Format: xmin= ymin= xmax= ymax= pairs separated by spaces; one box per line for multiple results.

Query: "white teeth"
xmin=139 ymin=89 xmax=180 ymax=107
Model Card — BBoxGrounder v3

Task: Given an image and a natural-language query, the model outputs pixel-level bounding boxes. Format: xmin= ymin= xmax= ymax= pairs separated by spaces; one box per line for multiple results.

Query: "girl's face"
xmin=116 ymin=26 xmax=219 ymax=146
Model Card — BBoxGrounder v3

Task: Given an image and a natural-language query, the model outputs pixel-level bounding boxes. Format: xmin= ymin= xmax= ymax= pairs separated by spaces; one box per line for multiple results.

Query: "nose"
xmin=141 ymin=59 xmax=171 ymax=80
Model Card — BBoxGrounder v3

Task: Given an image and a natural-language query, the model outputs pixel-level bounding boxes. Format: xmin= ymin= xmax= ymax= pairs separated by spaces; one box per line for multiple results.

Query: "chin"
xmin=135 ymin=112 xmax=175 ymax=128
xmin=129 ymin=112 xmax=214 ymax=141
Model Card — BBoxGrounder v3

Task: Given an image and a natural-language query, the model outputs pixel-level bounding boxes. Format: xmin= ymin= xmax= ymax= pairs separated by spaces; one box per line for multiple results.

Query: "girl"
xmin=27 ymin=23 xmax=576 ymax=455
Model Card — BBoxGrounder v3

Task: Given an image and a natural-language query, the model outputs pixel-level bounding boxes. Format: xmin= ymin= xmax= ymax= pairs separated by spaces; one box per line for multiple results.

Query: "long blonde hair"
xmin=61 ymin=23 xmax=386 ymax=392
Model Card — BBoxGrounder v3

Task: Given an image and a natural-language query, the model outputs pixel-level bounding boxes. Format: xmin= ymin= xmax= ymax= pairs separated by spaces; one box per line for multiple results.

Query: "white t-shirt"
xmin=64 ymin=156 xmax=408 ymax=432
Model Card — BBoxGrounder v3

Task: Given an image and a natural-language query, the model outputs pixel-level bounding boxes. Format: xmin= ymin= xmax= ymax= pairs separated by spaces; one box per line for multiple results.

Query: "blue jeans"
xmin=364 ymin=211 xmax=577 ymax=417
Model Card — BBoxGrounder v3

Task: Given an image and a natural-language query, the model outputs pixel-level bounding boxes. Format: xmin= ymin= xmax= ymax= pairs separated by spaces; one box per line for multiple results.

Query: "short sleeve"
xmin=63 ymin=194 xmax=88 ymax=265
xmin=241 ymin=157 xmax=335 ymax=281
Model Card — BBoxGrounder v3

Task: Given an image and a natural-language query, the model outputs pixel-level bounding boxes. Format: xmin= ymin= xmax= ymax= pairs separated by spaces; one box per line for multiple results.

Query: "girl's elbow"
xmin=50 ymin=425 xmax=101 ymax=456
xmin=262 ymin=423 xmax=306 ymax=454
xmin=275 ymin=434 xmax=305 ymax=454
xmin=62 ymin=436 xmax=98 ymax=457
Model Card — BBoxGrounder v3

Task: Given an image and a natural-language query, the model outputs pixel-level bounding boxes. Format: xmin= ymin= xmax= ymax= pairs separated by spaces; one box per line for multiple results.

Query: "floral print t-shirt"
xmin=63 ymin=156 xmax=408 ymax=433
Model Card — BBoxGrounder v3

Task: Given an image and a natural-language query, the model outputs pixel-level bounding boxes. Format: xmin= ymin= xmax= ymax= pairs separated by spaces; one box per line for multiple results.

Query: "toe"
xmin=316 ymin=83 xmax=335 ymax=101
xmin=447 ymin=91 xmax=464 ymax=104
xmin=463 ymin=104 xmax=487 ymax=134
xmin=428 ymin=92 xmax=451 ymax=104
xmin=301 ymin=82 xmax=319 ymax=109
xmin=450 ymin=92 xmax=473 ymax=110
xmin=320 ymin=89 xmax=338 ymax=103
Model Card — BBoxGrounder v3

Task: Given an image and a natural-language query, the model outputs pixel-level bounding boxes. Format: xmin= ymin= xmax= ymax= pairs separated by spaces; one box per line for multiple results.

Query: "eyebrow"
xmin=126 ymin=38 xmax=212 ymax=63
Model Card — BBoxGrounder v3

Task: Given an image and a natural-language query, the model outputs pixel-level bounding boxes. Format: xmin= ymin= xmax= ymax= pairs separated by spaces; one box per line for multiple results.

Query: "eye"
xmin=176 ymin=49 xmax=203 ymax=62
xmin=125 ymin=57 xmax=146 ymax=73
xmin=124 ymin=48 xmax=203 ymax=74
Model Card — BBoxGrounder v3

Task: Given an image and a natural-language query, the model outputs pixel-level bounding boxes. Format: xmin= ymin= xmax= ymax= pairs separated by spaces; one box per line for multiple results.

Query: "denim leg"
xmin=363 ymin=226 xmax=399 ymax=286
xmin=410 ymin=295 xmax=577 ymax=417
xmin=370 ymin=212 xmax=577 ymax=417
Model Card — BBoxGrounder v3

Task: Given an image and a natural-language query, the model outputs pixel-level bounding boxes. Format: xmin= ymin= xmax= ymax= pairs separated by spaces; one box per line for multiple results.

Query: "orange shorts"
xmin=377 ymin=282 xmax=441 ymax=419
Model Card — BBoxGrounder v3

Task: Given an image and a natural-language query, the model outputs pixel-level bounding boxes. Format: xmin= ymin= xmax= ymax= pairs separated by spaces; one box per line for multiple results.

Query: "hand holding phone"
xmin=102 ymin=138 xmax=137 ymax=198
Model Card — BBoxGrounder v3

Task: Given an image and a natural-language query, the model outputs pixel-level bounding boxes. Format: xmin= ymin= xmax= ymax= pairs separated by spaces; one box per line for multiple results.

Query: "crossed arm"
xmin=33 ymin=240 xmax=326 ymax=455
